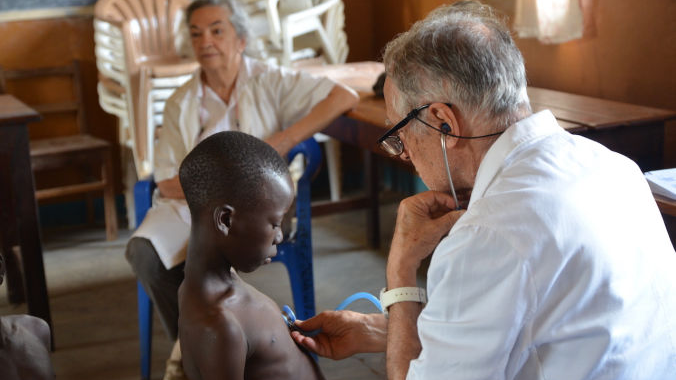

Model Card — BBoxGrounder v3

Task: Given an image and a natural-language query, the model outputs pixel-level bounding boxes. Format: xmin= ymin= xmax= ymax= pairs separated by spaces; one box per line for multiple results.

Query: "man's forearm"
xmin=386 ymin=258 xmax=424 ymax=380
xmin=386 ymin=301 xmax=423 ymax=380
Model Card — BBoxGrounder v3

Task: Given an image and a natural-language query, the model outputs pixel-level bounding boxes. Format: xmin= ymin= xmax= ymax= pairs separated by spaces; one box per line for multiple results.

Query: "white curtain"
xmin=514 ymin=0 xmax=584 ymax=44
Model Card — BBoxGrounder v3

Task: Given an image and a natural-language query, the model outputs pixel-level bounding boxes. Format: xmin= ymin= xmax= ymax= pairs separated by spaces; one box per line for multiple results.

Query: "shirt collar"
xmin=469 ymin=110 xmax=563 ymax=207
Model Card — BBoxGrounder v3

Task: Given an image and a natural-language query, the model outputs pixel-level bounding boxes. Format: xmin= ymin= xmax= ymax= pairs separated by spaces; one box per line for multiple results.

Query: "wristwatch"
xmin=379 ymin=287 xmax=427 ymax=317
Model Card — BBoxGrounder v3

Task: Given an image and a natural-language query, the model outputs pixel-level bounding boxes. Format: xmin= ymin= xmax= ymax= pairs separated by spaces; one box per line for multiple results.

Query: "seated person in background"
xmin=177 ymin=131 xmax=324 ymax=380
xmin=0 ymin=253 xmax=54 ymax=379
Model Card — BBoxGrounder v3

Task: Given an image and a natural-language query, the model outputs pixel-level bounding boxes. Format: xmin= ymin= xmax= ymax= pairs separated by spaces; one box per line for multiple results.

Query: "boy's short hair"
xmin=179 ymin=131 xmax=290 ymax=217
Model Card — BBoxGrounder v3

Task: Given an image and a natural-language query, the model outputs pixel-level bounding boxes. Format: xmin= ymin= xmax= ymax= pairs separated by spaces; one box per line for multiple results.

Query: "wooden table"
xmin=302 ymin=62 xmax=676 ymax=247
xmin=654 ymin=194 xmax=676 ymax=217
xmin=0 ymin=95 xmax=53 ymax=340
xmin=654 ymin=194 xmax=676 ymax=248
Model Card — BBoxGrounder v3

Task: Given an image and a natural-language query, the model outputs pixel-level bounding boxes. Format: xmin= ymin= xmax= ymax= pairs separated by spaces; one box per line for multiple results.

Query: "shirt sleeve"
xmin=407 ymin=224 xmax=537 ymax=380
xmin=268 ymin=66 xmax=336 ymax=129
xmin=154 ymin=94 xmax=187 ymax=182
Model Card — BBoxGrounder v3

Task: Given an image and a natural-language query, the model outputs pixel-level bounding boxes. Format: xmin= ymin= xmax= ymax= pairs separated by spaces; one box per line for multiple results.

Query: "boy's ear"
xmin=213 ymin=205 xmax=235 ymax=235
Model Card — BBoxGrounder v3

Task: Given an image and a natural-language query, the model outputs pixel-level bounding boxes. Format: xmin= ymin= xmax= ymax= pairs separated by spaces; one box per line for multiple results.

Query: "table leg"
xmin=364 ymin=150 xmax=380 ymax=249
xmin=1 ymin=123 xmax=53 ymax=344
xmin=0 ymin=152 xmax=26 ymax=304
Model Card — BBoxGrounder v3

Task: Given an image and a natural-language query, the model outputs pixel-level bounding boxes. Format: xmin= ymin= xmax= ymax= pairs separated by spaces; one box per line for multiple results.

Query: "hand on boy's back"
xmin=0 ymin=315 xmax=55 ymax=380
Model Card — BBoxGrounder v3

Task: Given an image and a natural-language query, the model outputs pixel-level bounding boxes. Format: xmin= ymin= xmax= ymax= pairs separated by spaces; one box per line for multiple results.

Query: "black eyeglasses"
xmin=378 ymin=103 xmax=464 ymax=209
xmin=377 ymin=103 xmax=504 ymax=156
xmin=377 ymin=104 xmax=443 ymax=156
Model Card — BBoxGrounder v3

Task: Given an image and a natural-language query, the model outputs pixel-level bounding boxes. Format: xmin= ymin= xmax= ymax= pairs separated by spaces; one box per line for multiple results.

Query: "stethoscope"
xmin=281 ymin=292 xmax=382 ymax=337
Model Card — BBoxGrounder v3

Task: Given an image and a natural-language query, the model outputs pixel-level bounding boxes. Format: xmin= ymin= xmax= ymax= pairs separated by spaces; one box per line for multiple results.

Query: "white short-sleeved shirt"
xmin=407 ymin=110 xmax=676 ymax=379
xmin=134 ymin=56 xmax=336 ymax=269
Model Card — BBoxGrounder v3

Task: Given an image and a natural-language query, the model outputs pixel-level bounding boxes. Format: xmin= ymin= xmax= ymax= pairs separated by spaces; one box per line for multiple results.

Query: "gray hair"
xmin=383 ymin=1 xmax=530 ymax=131
xmin=186 ymin=0 xmax=250 ymax=40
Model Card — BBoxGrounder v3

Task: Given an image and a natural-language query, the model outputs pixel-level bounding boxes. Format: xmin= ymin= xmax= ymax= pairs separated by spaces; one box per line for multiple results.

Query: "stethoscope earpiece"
xmin=441 ymin=122 xmax=451 ymax=133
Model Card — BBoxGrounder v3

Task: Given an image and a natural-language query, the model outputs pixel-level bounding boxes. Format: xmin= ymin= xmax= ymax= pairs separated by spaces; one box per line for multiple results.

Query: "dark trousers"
xmin=125 ymin=237 xmax=184 ymax=341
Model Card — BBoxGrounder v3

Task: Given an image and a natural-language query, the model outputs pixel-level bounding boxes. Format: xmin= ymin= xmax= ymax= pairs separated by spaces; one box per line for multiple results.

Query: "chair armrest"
xmin=288 ymin=137 xmax=322 ymax=184
xmin=284 ymin=0 xmax=339 ymax=24
xmin=147 ymin=60 xmax=200 ymax=78
xmin=133 ymin=177 xmax=156 ymax=227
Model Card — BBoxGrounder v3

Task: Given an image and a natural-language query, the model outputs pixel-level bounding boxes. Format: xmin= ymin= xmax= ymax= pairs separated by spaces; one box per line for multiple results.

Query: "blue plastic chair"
xmin=133 ymin=179 xmax=156 ymax=380
xmin=133 ymin=137 xmax=322 ymax=380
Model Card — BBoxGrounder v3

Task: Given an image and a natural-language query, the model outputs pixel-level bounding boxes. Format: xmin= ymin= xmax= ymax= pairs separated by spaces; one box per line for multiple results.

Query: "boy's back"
xmin=179 ymin=269 xmax=324 ymax=380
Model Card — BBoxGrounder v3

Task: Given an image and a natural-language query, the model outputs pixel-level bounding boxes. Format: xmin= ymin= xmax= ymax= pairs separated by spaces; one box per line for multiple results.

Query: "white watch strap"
xmin=379 ymin=287 xmax=427 ymax=316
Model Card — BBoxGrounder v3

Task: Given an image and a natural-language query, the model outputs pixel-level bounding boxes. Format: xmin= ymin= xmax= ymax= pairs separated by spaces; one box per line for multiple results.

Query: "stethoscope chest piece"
xmin=281 ymin=305 xmax=320 ymax=337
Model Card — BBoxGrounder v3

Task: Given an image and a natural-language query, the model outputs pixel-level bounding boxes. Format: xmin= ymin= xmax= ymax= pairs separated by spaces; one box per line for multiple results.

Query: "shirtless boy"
xmin=0 ymin=253 xmax=55 ymax=379
xmin=177 ymin=131 xmax=324 ymax=380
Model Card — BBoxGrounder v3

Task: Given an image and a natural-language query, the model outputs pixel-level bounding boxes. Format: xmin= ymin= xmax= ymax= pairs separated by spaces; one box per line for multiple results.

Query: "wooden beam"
xmin=35 ymin=180 xmax=106 ymax=200
xmin=0 ymin=6 xmax=94 ymax=23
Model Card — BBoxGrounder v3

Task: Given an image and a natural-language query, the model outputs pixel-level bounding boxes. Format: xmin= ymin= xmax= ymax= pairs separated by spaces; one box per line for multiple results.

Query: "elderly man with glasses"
xmin=292 ymin=2 xmax=676 ymax=380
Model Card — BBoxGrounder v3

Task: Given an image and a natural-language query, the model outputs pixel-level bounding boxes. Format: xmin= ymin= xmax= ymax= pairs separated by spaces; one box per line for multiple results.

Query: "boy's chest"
xmin=233 ymin=286 xmax=319 ymax=378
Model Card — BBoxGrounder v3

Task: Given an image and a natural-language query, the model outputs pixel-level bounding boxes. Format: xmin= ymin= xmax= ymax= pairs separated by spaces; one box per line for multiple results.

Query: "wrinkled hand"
xmin=388 ymin=191 xmax=465 ymax=285
xmin=291 ymin=311 xmax=386 ymax=360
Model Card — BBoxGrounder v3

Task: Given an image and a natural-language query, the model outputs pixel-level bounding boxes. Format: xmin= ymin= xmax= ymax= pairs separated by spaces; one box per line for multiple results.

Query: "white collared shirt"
xmin=196 ymin=78 xmax=238 ymax=141
xmin=408 ymin=110 xmax=676 ymax=379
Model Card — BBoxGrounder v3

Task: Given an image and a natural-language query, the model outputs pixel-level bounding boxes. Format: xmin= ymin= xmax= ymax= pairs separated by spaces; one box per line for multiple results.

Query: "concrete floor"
xmin=0 ymin=203 xmax=405 ymax=380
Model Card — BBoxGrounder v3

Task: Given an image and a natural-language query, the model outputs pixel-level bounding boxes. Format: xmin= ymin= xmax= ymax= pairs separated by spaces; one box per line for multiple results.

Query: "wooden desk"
xmin=654 ymin=194 xmax=676 ymax=249
xmin=0 ymin=95 xmax=53 ymax=339
xmin=655 ymin=195 xmax=676 ymax=217
xmin=301 ymin=62 xmax=676 ymax=247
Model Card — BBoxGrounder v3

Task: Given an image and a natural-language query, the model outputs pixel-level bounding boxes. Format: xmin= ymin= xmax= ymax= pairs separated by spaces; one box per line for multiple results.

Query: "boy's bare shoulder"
xmin=184 ymin=304 xmax=247 ymax=347
xmin=181 ymin=306 xmax=249 ymax=378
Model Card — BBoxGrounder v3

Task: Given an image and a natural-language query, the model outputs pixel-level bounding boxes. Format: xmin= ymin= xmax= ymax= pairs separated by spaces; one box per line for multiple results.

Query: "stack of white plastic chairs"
xmin=93 ymin=0 xmax=198 ymax=227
